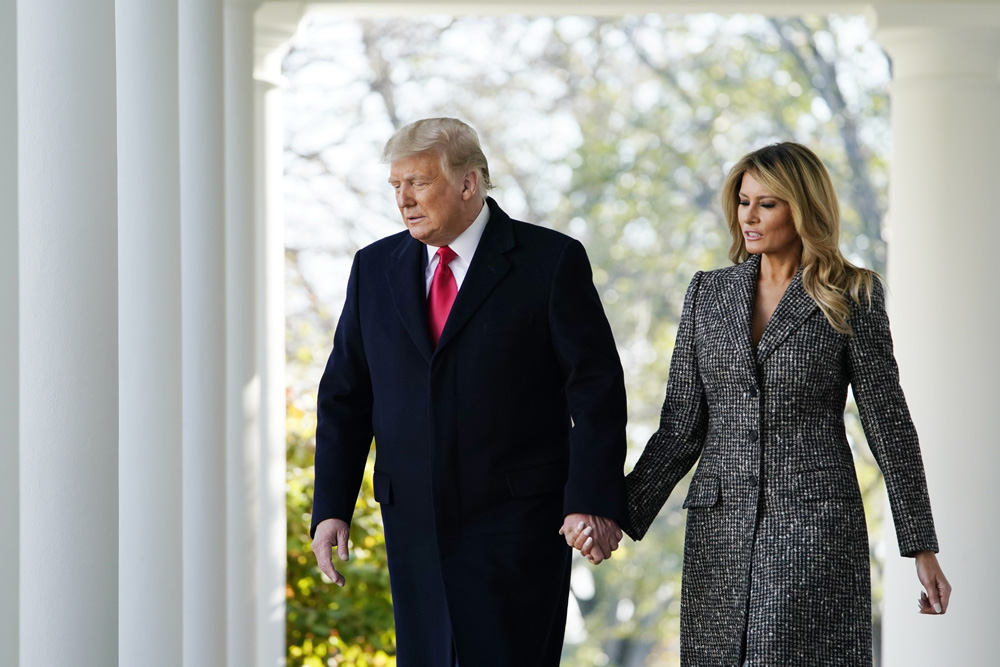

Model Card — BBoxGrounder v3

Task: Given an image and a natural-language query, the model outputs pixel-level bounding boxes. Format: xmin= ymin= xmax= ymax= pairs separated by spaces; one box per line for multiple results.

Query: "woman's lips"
xmin=744 ymin=230 xmax=762 ymax=240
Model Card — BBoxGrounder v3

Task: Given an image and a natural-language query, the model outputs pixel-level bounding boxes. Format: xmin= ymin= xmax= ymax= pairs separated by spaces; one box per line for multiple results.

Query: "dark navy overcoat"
xmin=312 ymin=197 xmax=628 ymax=666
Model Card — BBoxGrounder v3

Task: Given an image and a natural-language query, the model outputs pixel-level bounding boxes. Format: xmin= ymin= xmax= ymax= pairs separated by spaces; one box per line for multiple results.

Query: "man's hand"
xmin=559 ymin=513 xmax=623 ymax=565
xmin=311 ymin=518 xmax=351 ymax=587
xmin=915 ymin=550 xmax=952 ymax=615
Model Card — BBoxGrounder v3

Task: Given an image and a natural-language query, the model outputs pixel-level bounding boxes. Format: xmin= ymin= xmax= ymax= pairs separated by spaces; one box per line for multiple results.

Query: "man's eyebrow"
xmin=388 ymin=172 xmax=433 ymax=182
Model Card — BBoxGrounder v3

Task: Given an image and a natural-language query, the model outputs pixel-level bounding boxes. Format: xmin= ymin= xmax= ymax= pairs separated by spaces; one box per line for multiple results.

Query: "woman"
xmin=583 ymin=143 xmax=951 ymax=665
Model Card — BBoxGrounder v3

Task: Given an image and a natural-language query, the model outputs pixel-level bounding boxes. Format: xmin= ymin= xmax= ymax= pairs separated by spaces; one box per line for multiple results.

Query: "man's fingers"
xmin=336 ymin=526 xmax=351 ymax=562
xmin=589 ymin=544 xmax=606 ymax=564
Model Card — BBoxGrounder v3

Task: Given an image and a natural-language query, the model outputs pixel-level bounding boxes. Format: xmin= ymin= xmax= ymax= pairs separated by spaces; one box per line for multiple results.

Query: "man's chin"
xmin=406 ymin=225 xmax=437 ymax=245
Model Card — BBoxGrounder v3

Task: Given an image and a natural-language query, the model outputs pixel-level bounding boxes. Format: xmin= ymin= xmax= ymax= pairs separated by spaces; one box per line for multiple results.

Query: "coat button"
xmin=748 ymin=429 xmax=758 ymax=442
xmin=748 ymin=474 xmax=758 ymax=487
xmin=748 ymin=386 xmax=758 ymax=397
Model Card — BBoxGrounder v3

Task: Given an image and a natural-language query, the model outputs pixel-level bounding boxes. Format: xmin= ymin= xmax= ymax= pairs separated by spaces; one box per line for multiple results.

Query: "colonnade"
xmin=2 ymin=0 xmax=998 ymax=665
xmin=875 ymin=6 xmax=1000 ymax=665
xmin=2 ymin=0 xmax=300 ymax=665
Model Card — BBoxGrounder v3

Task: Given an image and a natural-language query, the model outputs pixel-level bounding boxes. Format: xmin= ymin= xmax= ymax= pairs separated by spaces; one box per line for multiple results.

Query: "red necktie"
xmin=428 ymin=246 xmax=458 ymax=345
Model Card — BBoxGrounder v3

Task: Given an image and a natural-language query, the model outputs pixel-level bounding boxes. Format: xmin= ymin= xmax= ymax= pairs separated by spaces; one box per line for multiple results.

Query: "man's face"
xmin=388 ymin=152 xmax=473 ymax=247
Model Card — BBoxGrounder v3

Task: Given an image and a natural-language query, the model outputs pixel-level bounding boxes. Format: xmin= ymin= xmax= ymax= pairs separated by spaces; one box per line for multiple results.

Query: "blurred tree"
xmin=283 ymin=12 xmax=892 ymax=666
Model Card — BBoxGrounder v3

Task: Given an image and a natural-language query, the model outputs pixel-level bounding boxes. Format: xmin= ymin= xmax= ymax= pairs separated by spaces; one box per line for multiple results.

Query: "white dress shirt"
xmin=424 ymin=200 xmax=490 ymax=296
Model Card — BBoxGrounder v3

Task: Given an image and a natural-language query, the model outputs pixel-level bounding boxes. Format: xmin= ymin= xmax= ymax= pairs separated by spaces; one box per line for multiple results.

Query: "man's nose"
xmin=396 ymin=184 xmax=414 ymax=207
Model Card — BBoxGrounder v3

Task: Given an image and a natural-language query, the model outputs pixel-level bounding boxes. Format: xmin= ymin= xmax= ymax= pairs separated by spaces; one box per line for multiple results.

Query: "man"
xmin=311 ymin=117 xmax=626 ymax=665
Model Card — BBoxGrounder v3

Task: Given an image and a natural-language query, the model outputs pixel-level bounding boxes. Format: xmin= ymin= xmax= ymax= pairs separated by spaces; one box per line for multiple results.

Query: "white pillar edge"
xmin=226 ymin=1 xmax=263 ymax=665
xmin=254 ymin=8 xmax=307 ymax=665
xmin=116 ymin=0 xmax=184 ymax=664
xmin=873 ymin=6 xmax=1000 ymax=666
xmin=180 ymin=0 xmax=229 ymax=665
xmin=0 ymin=0 xmax=19 ymax=663
xmin=255 ymin=71 xmax=288 ymax=667
xmin=17 ymin=1 xmax=120 ymax=664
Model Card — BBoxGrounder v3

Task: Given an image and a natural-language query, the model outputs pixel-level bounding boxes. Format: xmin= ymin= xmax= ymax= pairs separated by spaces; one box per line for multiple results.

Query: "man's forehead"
xmin=388 ymin=152 xmax=444 ymax=179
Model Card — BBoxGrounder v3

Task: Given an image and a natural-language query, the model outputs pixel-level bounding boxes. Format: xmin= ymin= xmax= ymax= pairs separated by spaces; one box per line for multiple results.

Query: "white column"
xmin=255 ymin=69 xmax=287 ymax=667
xmin=180 ymin=0 xmax=229 ymax=665
xmin=1 ymin=1 xmax=18 ymax=663
xmin=874 ymin=5 xmax=1000 ymax=666
xmin=226 ymin=1 xmax=263 ymax=665
xmin=17 ymin=0 xmax=119 ymax=664
xmin=254 ymin=8 xmax=304 ymax=665
xmin=116 ymin=0 xmax=183 ymax=664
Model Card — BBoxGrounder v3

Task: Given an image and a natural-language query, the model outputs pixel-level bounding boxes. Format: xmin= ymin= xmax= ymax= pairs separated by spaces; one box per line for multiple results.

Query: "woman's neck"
xmin=759 ymin=247 xmax=802 ymax=285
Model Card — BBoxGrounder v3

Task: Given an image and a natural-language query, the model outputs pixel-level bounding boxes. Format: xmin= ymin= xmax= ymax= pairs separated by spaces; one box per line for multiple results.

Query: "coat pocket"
xmin=505 ymin=461 xmax=567 ymax=498
xmin=682 ymin=476 xmax=720 ymax=509
xmin=372 ymin=471 xmax=393 ymax=505
xmin=797 ymin=466 xmax=858 ymax=502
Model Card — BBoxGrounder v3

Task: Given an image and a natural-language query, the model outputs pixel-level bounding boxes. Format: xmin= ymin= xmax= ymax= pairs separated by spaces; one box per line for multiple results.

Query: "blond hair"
xmin=721 ymin=142 xmax=876 ymax=335
xmin=381 ymin=117 xmax=494 ymax=192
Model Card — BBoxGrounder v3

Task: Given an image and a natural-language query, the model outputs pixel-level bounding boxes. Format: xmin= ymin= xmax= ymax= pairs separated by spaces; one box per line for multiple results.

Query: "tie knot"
xmin=436 ymin=245 xmax=457 ymax=266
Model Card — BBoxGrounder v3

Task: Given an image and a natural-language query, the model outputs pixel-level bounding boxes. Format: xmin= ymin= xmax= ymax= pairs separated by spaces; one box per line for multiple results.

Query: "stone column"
xmin=226 ymin=1 xmax=262 ymax=664
xmin=254 ymin=7 xmax=305 ymax=664
xmin=1 ymin=0 xmax=18 ymax=662
xmin=180 ymin=0 xmax=229 ymax=664
xmin=874 ymin=5 xmax=1000 ymax=665
xmin=254 ymin=68 xmax=287 ymax=667
xmin=17 ymin=0 xmax=120 ymax=664
xmin=254 ymin=7 xmax=305 ymax=665
xmin=116 ymin=1 xmax=184 ymax=663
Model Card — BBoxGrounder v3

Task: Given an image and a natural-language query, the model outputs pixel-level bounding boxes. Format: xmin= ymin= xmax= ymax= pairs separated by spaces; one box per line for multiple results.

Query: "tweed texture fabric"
xmin=624 ymin=254 xmax=938 ymax=667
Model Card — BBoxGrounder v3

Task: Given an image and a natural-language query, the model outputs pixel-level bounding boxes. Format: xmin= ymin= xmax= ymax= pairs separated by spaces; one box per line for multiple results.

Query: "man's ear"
xmin=461 ymin=170 xmax=480 ymax=201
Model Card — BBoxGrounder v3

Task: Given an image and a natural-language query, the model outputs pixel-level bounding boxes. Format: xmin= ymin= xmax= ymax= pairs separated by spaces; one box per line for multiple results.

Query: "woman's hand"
xmin=914 ymin=550 xmax=951 ymax=615
xmin=559 ymin=514 xmax=623 ymax=564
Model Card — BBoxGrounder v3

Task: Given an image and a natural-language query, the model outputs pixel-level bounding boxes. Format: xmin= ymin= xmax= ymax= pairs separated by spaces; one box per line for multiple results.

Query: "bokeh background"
xmin=282 ymin=13 xmax=893 ymax=666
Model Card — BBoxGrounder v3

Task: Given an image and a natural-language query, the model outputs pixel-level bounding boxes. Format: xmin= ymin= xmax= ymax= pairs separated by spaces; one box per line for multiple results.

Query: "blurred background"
xmin=281 ymin=13 xmax=894 ymax=667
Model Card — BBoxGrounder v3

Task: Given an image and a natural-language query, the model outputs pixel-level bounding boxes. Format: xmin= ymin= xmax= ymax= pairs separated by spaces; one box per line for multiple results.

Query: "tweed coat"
xmin=624 ymin=254 xmax=939 ymax=666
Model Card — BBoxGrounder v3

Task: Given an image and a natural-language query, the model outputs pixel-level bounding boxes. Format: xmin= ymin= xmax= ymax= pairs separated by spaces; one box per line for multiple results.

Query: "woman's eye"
xmin=761 ymin=203 xmax=775 ymax=209
xmin=739 ymin=200 xmax=749 ymax=206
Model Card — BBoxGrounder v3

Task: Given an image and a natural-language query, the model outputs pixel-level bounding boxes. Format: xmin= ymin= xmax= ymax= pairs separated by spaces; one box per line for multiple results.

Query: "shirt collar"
xmin=426 ymin=199 xmax=490 ymax=265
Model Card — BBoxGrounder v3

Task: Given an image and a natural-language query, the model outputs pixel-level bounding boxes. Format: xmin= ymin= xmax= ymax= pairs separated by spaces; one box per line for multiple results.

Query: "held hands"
xmin=311 ymin=518 xmax=351 ymax=587
xmin=915 ymin=550 xmax=952 ymax=615
xmin=559 ymin=513 xmax=623 ymax=565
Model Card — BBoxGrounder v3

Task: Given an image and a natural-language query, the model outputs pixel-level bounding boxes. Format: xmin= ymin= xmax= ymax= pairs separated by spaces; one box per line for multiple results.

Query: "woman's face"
xmin=737 ymin=172 xmax=801 ymax=258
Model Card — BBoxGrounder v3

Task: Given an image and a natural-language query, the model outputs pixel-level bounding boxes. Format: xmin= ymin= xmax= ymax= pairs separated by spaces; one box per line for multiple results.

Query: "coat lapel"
xmin=714 ymin=255 xmax=758 ymax=374
xmin=387 ymin=232 xmax=434 ymax=363
xmin=754 ymin=267 xmax=818 ymax=364
xmin=435 ymin=198 xmax=513 ymax=353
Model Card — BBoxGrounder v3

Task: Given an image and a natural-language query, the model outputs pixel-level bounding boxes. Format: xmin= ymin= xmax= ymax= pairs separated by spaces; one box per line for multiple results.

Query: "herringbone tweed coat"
xmin=624 ymin=254 xmax=939 ymax=666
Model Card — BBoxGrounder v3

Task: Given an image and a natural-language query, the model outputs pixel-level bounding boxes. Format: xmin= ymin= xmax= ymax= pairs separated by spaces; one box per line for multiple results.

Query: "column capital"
xmin=255 ymin=1 xmax=307 ymax=79
xmin=870 ymin=2 xmax=1000 ymax=31
xmin=870 ymin=3 xmax=1000 ymax=81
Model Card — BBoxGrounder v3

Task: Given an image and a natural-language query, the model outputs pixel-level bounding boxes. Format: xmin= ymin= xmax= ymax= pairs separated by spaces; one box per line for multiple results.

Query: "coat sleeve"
xmin=310 ymin=251 xmax=375 ymax=538
xmin=549 ymin=239 xmax=629 ymax=525
xmin=847 ymin=278 xmax=938 ymax=557
xmin=623 ymin=271 xmax=709 ymax=540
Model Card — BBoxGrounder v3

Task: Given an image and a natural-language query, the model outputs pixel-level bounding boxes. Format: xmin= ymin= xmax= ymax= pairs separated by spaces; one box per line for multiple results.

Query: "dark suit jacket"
xmin=311 ymin=197 xmax=627 ymax=665
xmin=625 ymin=255 xmax=938 ymax=666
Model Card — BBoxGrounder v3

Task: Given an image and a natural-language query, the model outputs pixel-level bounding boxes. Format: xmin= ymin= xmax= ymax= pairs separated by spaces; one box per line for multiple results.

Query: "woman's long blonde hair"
xmin=721 ymin=142 xmax=876 ymax=335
